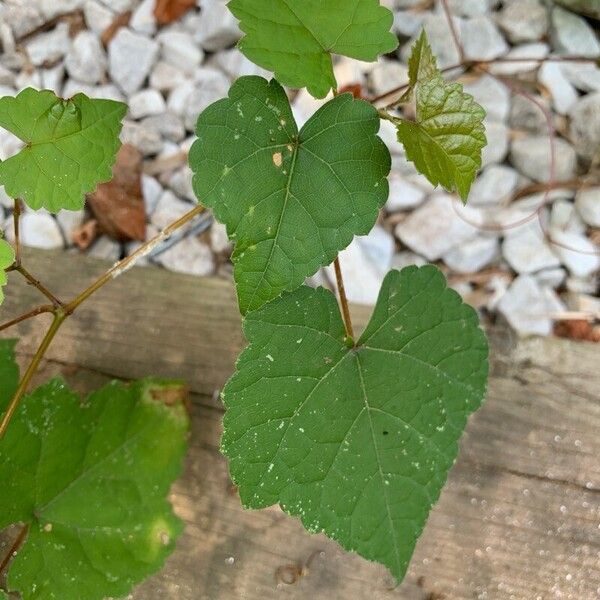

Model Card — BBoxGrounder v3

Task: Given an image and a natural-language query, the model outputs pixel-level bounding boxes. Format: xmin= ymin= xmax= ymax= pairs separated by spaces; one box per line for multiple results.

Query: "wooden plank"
xmin=1 ymin=250 xmax=600 ymax=599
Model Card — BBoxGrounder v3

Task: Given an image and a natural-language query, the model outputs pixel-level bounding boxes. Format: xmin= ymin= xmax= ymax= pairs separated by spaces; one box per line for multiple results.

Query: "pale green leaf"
xmin=0 ymin=352 xmax=190 ymax=600
xmin=0 ymin=88 xmax=126 ymax=213
xmin=222 ymin=266 xmax=489 ymax=581
xmin=0 ymin=238 xmax=14 ymax=306
xmin=395 ymin=31 xmax=486 ymax=201
xmin=189 ymin=76 xmax=390 ymax=314
xmin=228 ymin=0 xmax=398 ymax=98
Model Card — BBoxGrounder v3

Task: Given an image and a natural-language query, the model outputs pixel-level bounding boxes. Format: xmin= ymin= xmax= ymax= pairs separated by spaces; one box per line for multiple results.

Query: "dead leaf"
xmin=554 ymin=320 xmax=600 ymax=342
xmin=101 ymin=11 xmax=132 ymax=46
xmin=86 ymin=144 xmax=147 ymax=242
xmin=154 ymin=0 xmax=196 ymax=25
xmin=338 ymin=83 xmax=364 ymax=99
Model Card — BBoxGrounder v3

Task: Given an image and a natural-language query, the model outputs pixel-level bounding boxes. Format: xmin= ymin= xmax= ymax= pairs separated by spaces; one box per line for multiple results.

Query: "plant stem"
xmin=0 ymin=311 xmax=66 ymax=438
xmin=15 ymin=264 xmax=64 ymax=307
xmin=0 ymin=304 xmax=54 ymax=333
xmin=13 ymin=199 xmax=22 ymax=266
xmin=0 ymin=524 xmax=29 ymax=578
xmin=333 ymin=257 xmax=354 ymax=342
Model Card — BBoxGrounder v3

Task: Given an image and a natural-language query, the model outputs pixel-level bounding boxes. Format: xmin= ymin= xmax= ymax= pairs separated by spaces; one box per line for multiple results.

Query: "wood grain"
xmin=1 ymin=249 xmax=599 ymax=599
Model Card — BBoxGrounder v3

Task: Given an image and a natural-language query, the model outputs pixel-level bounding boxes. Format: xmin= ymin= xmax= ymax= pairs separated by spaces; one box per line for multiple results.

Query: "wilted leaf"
xmin=229 ymin=0 xmax=398 ymax=98
xmin=222 ymin=266 xmax=489 ymax=581
xmin=87 ymin=143 xmax=146 ymax=242
xmin=0 ymin=88 xmax=126 ymax=213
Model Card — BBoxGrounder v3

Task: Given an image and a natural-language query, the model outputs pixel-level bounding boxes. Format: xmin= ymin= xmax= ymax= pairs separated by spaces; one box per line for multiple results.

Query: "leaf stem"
xmin=13 ymin=199 xmax=22 ymax=266
xmin=0 ymin=304 xmax=54 ymax=333
xmin=14 ymin=264 xmax=64 ymax=307
xmin=0 ymin=524 xmax=29 ymax=579
xmin=0 ymin=311 xmax=66 ymax=439
xmin=333 ymin=257 xmax=355 ymax=342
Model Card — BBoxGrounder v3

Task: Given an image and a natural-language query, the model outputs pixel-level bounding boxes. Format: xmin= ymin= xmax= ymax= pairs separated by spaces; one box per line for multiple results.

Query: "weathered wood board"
xmin=1 ymin=250 xmax=599 ymax=600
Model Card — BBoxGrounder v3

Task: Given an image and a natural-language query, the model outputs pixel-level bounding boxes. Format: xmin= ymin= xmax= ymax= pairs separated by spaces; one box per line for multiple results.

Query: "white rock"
xmin=324 ymin=226 xmax=394 ymax=305
xmin=129 ymin=89 xmax=166 ymax=119
xmin=167 ymin=81 xmax=195 ymax=117
xmin=210 ymin=221 xmax=231 ymax=254
xmin=393 ymin=11 xmax=425 ymax=37
xmin=576 ymin=187 xmax=600 ymax=227
xmin=16 ymin=70 xmax=41 ymax=91
xmin=502 ymin=221 xmax=561 ymax=274
xmin=378 ymin=119 xmax=406 ymax=156
xmin=41 ymin=64 xmax=64 ymax=93
xmin=38 ymin=0 xmax=86 ymax=20
xmin=211 ymin=48 xmax=271 ymax=80
xmin=1 ymin=3 xmax=44 ymax=38
xmin=154 ymin=235 xmax=214 ymax=276
xmin=142 ymin=113 xmax=186 ymax=142
xmin=462 ymin=74 xmax=510 ymax=122
xmin=443 ymin=0 xmax=491 ymax=17
xmin=56 ymin=209 xmax=86 ymax=245
xmin=482 ymin=121 xmax=509 ymax=166
xmin=369 ymin=59 xmax=408 ymax=97
xmin=89 ymin=236 xmax=121 ymax=261
xmin=130 ymin=0 xmax=156 ymax=35
xmin=509 ymin=93 xmax=550 ymax=134
xmin=387 ymin=174 xmax=426 ymax=212
xmin=65 ymin=31 xmax=107 ymax=84
xmin=550 ymin=198 xmax=586 ymax=235
xmin=99 ymin=0 xmax=134 ymax=11
xmin=167 ymin=166 xmax=195 ymax=202
xmin=444 ymin=236 xmax=499 ymax=274
xmin=510 ymin=136 xmax=576 ymax=183
xmin=395 ymin=194 xmax=479 ymax=261
xmin=468 ymin=165 xmax=518 ymax=206
xmin=391 ymin=251 xmax=427 ymax=271
xmin=149 ymin=61 xmax=187 ymax=92
xmin=334 ymin=57 xmax=372 ymax=89
xmin=120 ymin=121 xmax=163 ymax=156
xmin=561 ymin=61 xmax=600 ymax=93
xmin=18 ymin=212 xmax=64 ymax=249
xmin=196 ymin=0 xmax=241 ymax=51
xmin=409 ymin=14 xmax=463 ymax=68
xmin=141 ymin=174 xmax=163 ymax=216
xmin=158 ymin=31 xmax=203 ymax=75
xmin=538 ymin=61 xmax=578 ymax=116
xmin=0 ymin=65 xmax=16 ymax=87
xmin=535 ymin=267 xmax=567 ymax=289
xmin=569 ymin=92 xmax=600 ymax=162
xmin=151 ymin=191 xmax=194 ymax=230
xmin=62 ymin=81 xmax=124 ymax=101
xmin=551 ymin=231 xmax=600 ymax=278
xmin=496 ymin=0 xmax=548 ymax=43
xmin=490 ymin=43 xmax=549 ymax=76
xmin=109 ymin=28 xmax=159 ymax=95
xmin=551 ymin=6 xmax=600 ymax=58
xmin=461 ymin=16 xmax=509 ymax=61
xmin=83 ymin=1 xmax=114 ymax=35
xmin=184 ymin=68 xmax=230 ymax=130
xmin=498 ymin=275 xmax=566 ymax=336
xmin=25 ymin=22 xmax=71 ymax=67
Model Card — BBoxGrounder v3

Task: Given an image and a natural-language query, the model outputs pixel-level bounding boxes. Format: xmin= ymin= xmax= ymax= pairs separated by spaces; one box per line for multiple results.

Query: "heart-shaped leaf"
xmin=0 ymin=238 xmax=15 ymax=306
xmin=189 ymin=76 xmax=390 ymax=314
xmin=0 ymin=88 xmax=126 ymax=213
xmin=229 ymin=0 xmax=398 ymax=98
xmin=222 ymin=266 xmax=488 ymax=581
xmin=0 ymin=343 xmax=190 ymax=600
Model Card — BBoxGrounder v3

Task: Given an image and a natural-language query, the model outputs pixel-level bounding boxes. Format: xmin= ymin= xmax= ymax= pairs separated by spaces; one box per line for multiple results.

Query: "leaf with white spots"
xmin=222 ymin=266 xmax=489 ymax=582
xmin=0 ymin=88 xmax=126 ymax=213
xmin=0 ymin=339 xmax=190 ymax=600
xmin=189 ymin=76 xmax=390 ymax=314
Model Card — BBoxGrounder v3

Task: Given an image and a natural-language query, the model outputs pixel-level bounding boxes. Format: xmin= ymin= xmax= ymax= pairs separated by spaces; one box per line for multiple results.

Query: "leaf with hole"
xmin=221 ymin=265 xmax=489 ymax=581
xmin=228 ymin=0 xmax=398 ymax=98
xmin=189 ymin=76 xmax=390 ymax=314
xmin=394 ymin=31 xmax=486 ymax=201
xmin=0 ymin=88 xmax=126 ymax=213
xmin=0 ymin=238 xmax=14 ymax=307
xmin=0 ymin=348 xmax=190 ymax=600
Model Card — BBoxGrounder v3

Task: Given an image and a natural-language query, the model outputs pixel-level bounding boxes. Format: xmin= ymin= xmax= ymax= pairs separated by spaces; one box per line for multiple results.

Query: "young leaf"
xmin=394 ymin=31 xmax=486 ymax=201
xmin=229 ymin=0 xmax=398 ymax=98
xmin=0 ymin=238 xmax=14 ymax=306
xmin=0 ymin=88 xmax=126 ymax=213
xmin=0 ymin=355 xmax=190 ymax=600
xmin=222 ymin=266 xmax=488 ymax=582
xmin=189 ymin=76 xmax=390 ymax=314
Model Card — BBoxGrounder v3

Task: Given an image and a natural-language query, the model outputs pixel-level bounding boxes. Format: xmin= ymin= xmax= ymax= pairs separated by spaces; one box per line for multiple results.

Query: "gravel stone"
xmin=65 ymin=31 xmax=107 ymax=85
xmin=510 ymin=136 xmax=577 ymax=183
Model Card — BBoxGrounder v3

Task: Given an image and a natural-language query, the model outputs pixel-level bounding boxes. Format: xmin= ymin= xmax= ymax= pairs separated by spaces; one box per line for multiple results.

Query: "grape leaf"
xmin=0 ymin=88 xmax=126 ymax=213
xmin=228 ymin=0 xmax=398 ymax=98
xmin=0 ymin=238 xmax=14 ymax=306
xmin=0 ymin=339 xmax=19 ymax=409
xmin=394 ymin=31 xmax=486 ymax=201
xmin=0 ymin=354 xmax=190 ymax=600
xmin=0 ymin=590 xmax=7 ymax=599
xmin=189 ymin=76 xmax=390 ymax=314
xmin=222 ymin=266 xmax=488 ymax=581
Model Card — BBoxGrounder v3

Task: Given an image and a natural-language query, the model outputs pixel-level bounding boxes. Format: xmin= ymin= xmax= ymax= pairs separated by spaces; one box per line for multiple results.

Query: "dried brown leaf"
xmin=154 ymin=0 xmax=196 ymax=25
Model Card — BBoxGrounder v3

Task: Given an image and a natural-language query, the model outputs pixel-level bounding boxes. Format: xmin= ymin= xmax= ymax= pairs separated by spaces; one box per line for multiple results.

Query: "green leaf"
xmin=229 ymin=0 xmax=398 ymax=98
xmin=0 ymin=590 xmax=7 ymax=599
xmin=222 ymin=266 xmax=488 ymax=581
xmin=0 ymin=339 xmax=19 ymax=411
xmin=394 ymin=31 xmax=486 ymax=201
xmin=0 ymin=366 xmax=190 ymax=600
xmin=189 ymin=76 xmax=390 ymax=314
xmin=0 ymin=88 xmax=126 ymax=213
xmin=0 ymin=238 xmax=14 ymax=306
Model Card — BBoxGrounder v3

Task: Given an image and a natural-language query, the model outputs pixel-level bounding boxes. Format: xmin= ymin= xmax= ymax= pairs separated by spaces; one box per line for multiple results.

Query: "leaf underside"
xmin=0 ymin=239 xmax=14 ymax=306
xmin=229 ymin=0 xmax=399 ymax=98
xmin=0 ymin=88 xmax=126 ymax=213
xmin=189 ymin=76 xmax=390 ymax=314
xmin=395 ymin=31 xmax=486 ymax=201
xmin=221 ymin=266 xmax=489 ymax=581
xmin=0 ymin=341 xmax=190 ymax=600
